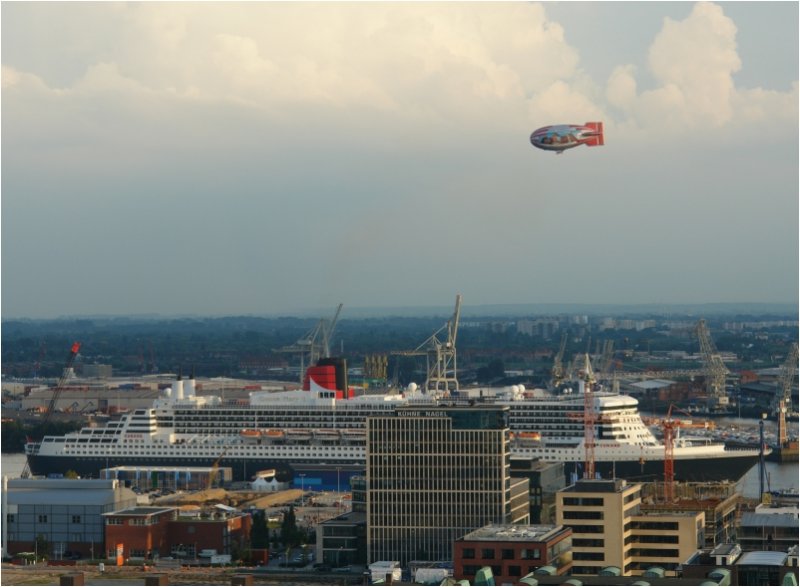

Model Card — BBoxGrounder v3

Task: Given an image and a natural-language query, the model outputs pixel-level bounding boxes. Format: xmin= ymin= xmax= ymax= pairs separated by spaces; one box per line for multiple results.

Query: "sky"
xmin=2 ymin=2 xmax=798 ymax=319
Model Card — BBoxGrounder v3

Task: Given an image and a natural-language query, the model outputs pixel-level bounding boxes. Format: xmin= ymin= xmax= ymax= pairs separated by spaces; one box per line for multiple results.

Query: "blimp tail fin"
xmin=584 ymin=122 xmax=604 ymax=146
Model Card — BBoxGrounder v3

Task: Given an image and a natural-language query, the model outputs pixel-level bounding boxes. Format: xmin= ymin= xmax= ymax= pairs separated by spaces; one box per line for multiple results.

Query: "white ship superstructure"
xmin=26 ymin=373 xmax=761 ymax=485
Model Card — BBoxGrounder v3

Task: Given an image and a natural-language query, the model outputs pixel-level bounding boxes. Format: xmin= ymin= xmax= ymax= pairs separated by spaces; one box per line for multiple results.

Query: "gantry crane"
xmin=551 ymin=332 xmax=568 ymax=387
xmin=774 ymin=343 xmax=798 ymax=447
xmin=275 ymin=304 xmax=343 ymax=383
xmin=695 ymin=319 xmax=730 ymax=408
xmin=21 ymin=342 xmax=81 ymax=478
xmin=593 ymin=319 xmax=730 ymax=405
xmin=577 ymin=354 xmax=597 ymax=479
xmin=391 ymin=295 xmax=462 ymax=393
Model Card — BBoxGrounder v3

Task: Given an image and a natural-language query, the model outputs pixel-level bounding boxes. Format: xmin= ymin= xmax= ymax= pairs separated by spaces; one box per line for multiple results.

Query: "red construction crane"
xmin=21 ymin=342 xmax=81 ymax=478
xmin=652 ymin=404 xmax=714 ymax=502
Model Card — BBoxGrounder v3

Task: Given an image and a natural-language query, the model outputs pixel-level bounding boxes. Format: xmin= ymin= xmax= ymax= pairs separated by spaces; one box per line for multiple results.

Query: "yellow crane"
xmin=207 ymin=448 xmax=229 ymax=490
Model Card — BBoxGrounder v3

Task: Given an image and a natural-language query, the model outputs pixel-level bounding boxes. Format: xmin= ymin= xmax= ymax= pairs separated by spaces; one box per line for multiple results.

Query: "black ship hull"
xmin=568 ymin=452 xmax=760 ymax=483
xmin=25 ymin=454 xmax=365 ymax=488
xmin=27 ymin=450 xmax=758 ymax=485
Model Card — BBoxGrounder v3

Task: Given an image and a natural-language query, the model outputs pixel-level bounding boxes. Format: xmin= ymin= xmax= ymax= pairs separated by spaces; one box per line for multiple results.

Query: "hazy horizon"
xmin=3 ymin=3 xmax=798 ymax=319
xmin=3 ymin=301 xmax=797 ymax=322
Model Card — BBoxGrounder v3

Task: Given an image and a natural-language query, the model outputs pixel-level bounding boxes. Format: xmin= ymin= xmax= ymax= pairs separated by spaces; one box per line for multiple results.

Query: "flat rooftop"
xmin=737 ymin=551 xmax=789 ymax=566
xmin=562 ymin=478 xmax=637 ymax=493
xmin=459 ymin=524 xmax=567 ymax=543
xmin=103 ymin=506 xmax=175 ymax=517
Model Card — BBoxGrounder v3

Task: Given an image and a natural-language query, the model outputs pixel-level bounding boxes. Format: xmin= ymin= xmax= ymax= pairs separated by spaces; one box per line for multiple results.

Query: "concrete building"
xmin=640 ymin=482 xmax=740 ymax=545
xmin=556 ymin=478 xmax=704 ymax=577
xmin=739 ymin=505 xmax=799 ymax=552
xmin=2 ymin=477 xmax=137 ymax=559
xmin=510 ymin=458 xmax=565 ymax=524
xmin=682 ymin=544 xmax=800 ymax=586
xmin=366 ymin=405 xmax=529 ymax=566
xmin=317 ymin=475 xmax=366 ymax=568
xmin=453 ymin=524 xmax=573 ymax=583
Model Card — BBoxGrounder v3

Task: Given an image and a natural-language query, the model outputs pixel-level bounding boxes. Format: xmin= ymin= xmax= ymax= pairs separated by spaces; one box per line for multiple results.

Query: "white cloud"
xmin=606 ymin=2 xmax=797 ymax=141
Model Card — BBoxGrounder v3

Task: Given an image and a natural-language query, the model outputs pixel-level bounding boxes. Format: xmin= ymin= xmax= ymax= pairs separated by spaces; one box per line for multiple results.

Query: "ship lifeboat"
xmin=516 ymin=431 xmax=542 ymax=444
xmin=314 ymin=429 xmax=341 ymax=441
xmin=286 ymin=429 xmax=313 ymax=442
xmin=263 ymin=429 xmax=285 ymax=440
xmin=342 ymin=429 xmax=366 ymax=442
xmin=240 ymin=429 xmax=261 ymax=438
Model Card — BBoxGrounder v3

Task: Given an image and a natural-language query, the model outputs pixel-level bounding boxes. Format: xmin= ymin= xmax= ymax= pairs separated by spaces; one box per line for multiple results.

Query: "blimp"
xmin=530 ymin=122 xmax=604 ymax=154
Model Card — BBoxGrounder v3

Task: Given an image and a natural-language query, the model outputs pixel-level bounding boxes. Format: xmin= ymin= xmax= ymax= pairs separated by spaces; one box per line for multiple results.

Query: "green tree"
xmin=35 ymin=534 xmax=49 ymax=561
xmin=250 ymin=511 xmax=269 ymax=549
xmin=280 ymin=506 xmax=303 ymax=547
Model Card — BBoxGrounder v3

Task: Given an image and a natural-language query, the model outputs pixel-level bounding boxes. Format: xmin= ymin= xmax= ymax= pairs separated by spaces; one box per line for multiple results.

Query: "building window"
xmin=501 ymin=549 xmax=515 ymax=560
xmin=481 ymin=548 xmax=495 ymax=560
xmin=72 ymin=515 xmax=81 ymax=524
xmin=462 ymin=548 xmax=475 ymax=559
xmin=563 ymin=510 xmax=604 ymax=520
xmin=521 ymin=548 xmax=540 ymax=560
xmin=6 ymin=514 xmax=14 ymax=524
xmin=38 ymin=515 xmax=48 ymax=523
xmin=574 ymin=552 xmax=605 ymax=561
xmin=563 ymin=497 xmax=604 ymax=506
xmin=508 ymin=565 xmax=521 ymax=577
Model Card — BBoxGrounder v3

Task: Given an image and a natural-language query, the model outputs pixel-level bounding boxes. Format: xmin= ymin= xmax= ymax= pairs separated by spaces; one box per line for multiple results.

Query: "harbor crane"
xmin=695 ymin=319 xmax=730 ymax=409
xmin=577 ymin=354 xmax=597 ymax=479
xmin=773 ymin=343 xmax=798 ymax=447
xmin=593 ymin=319 xmax=730 ymax=407
xmin=551 ymin=332 xmax=568 ymax=387
xmin=21 ymin=342 xmax=81 ymax=478
xmin=391 ymin=295 xmax=462 ymax=393
xmin=275 ymin=304 xmax=343 ymax=384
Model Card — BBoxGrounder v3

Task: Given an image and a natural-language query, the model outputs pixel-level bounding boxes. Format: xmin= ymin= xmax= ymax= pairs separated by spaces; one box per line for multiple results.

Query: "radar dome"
xmin=407 ymin=382 xmax=418 ymax=393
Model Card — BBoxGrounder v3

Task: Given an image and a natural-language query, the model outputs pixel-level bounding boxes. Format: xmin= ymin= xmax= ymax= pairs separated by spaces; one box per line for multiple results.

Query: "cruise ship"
xmin=25 ymin=364 xmax=762 ymax=487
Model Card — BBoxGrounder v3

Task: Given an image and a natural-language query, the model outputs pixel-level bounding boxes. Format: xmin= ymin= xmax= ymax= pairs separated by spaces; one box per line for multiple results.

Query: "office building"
xmin=367 ymin=405 xmax=529 ymax=566
xmin=510 ymin=458 xmax=565 ymax=524
xmin=556 ymin=478 xmax=704 ymax=577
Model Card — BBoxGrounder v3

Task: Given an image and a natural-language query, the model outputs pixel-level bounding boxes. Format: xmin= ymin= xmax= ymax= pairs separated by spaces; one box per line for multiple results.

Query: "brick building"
xmin=102 ymin=506 xmax=251 ymax=560
xmin=453 ymin=524 xmax=572 ymax=583
xmin=102 ymin=507 xmax=175 ymax=559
